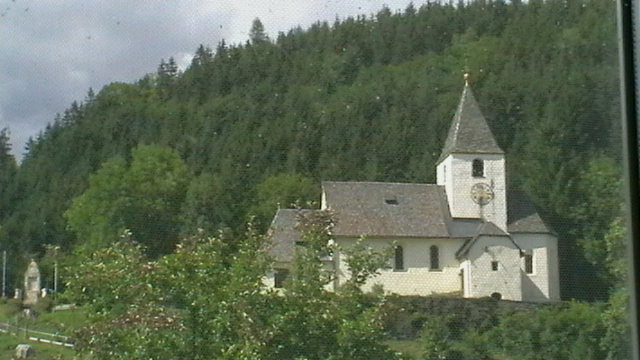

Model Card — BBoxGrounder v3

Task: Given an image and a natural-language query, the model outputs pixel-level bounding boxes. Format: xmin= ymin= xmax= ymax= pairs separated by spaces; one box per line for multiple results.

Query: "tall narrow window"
xmin=491 ymin=261 xmax=499 ymax=271
xmin=472 ymin=158 xmax=484 ymax=177
xmin=524 ymin=253 xmax=534 ymax=274
xmin=394 ymin=246 xmax=404 ymax=271
xmin=430 ymin=245 xmax=440 ymax=270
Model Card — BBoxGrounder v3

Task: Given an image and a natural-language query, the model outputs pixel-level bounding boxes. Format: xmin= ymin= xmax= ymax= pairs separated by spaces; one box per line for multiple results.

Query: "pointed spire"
xmin=437 ymin=77 xmax=504 ymax=163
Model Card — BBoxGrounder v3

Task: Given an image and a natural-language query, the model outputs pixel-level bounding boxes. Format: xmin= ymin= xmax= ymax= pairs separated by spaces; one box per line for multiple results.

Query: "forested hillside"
xmin=0 ymin=0 xmax=622 ymax=300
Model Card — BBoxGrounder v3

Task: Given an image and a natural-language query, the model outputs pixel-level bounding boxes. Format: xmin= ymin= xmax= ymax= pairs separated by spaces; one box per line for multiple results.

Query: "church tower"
xmin=436 ymin=77 xmax=507 ymax=231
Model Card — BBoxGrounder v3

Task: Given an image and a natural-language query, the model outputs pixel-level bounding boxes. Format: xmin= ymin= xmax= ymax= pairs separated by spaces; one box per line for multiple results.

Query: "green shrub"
xmin=0 ymin=298 xmax=22 ymax=317
xmin=382 ymin=295 xmax=544 ymax=339
xmin=453 ymin=329 xmax=492 ymax=360
xmin=490 ymin=302 xmax=608 ymax=360
xmin=32 ymin=297 xmax=54 ymax=315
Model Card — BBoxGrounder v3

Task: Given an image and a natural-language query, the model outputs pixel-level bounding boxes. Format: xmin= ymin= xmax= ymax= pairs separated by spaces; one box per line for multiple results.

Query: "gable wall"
xmin=513 ymin=233 xmax=560 ymax=301
xmin=465 ymin=235 xmax=522 ymax=301
xmin=335 ymin=237 xmax=466 ymax=295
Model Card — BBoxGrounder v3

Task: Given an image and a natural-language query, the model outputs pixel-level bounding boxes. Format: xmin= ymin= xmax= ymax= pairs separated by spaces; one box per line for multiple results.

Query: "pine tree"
xmin=249 ymin=18 xmax=269 ymax=44
xmin=0 ymin=128 xmax=17 ymax=220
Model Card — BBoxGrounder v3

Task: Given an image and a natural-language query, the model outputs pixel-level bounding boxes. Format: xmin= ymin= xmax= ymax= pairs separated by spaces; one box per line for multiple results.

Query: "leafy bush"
xmin=490 ymin=302 xmax=608 ymax=360
xmin=32 ymin=297 xmax=54 ymax=315
xmin=390 ymin=297 xmax=613 ymax=360
xmin=67 ymin=217 xmax=400 ymax=360
xmin=382 ymin=295 xmax=544 ymax=339
xmin=0 ymin=298 xmax=22 ymax=318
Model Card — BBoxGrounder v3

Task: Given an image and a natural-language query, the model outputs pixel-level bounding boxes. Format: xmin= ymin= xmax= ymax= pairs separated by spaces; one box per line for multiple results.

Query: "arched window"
xmin=394 ymin=246 xmax=404 ymax=271
xmin=430 ymin=245 xmax=440 ymax=270
xmin=472 ymin=158 xmax=484 ymax=177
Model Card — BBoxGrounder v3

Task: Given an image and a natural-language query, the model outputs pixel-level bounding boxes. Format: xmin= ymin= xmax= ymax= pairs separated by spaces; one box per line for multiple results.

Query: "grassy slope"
xmin=386 ymin=339 xmax=423 ymax=359
xmin=0 ymin=303 xmax=86 ymax=359
xmin=0 ymin=335 xmax=77 ymax=360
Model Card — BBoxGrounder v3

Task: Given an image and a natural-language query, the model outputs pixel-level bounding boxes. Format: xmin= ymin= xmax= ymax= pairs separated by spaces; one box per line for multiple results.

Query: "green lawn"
xmin=0 ymin=332 xmax=78 ymax=359
xmin=386 ymin=338 xmax=423 ymax=359
xmin=29 ymin=308 xmax=87 ymax=334
xmin=0 ymin=302 xmax=85 ymax=359
xmin=0 ymin=303 xmax=87 ymax=332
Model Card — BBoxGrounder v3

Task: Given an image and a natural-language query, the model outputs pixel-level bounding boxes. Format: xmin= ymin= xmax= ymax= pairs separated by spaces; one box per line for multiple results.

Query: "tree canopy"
xmin=64 ymin=145 xmax=189 ymax=256
xmin=66 ymin=213 xmax=398 ymax=360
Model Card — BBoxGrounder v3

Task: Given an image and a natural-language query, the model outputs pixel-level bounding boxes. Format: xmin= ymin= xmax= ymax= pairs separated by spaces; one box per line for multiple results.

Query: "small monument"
xmin=15 ymin=344 xmax=36 ymax=359
xmin=23 ymin=260 xmax=41 ymax=305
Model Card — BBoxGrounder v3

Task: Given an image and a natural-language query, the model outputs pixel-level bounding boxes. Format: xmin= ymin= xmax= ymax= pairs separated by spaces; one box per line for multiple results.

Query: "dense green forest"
xmin=0 ymin=0 xmax=623 ymax=303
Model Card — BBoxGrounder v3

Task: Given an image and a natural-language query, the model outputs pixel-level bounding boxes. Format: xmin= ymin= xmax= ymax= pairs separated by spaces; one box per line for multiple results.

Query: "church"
xmin=267 ymin=79 xmax=560 ymax=302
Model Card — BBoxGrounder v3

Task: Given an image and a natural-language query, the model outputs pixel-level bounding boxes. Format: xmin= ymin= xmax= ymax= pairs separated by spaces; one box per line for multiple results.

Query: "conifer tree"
xmin=0 ymin=128 xmax=17 ymax=220
xmin=249 ymin=17 xmax=269 ymax=44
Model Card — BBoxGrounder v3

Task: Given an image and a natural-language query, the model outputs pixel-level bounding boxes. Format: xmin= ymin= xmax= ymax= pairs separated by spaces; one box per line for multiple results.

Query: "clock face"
xmin=470 ymin=182 xmax=494 ymax=205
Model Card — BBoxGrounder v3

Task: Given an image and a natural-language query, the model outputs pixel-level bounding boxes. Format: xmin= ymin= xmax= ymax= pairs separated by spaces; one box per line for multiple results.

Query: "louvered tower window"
xmin=472 ymin=158 xmax=484 ymax=177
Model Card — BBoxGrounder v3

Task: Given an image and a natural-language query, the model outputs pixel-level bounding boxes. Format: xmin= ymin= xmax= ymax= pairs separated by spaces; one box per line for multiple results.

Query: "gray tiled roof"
xmin=268 ymin=187 xmax=553 ymax=263
xmin=455 ymin=220 xmax=513 ymax=258
xmin=447 ymin=218 xmax=483 ymax=238
xmin=322 ymin=181 xmax=451 ymax=238
xmin=507 ymin=190 xmax=552 ymax=233
xmin=438 ymin=84 xmax=504 ymax=163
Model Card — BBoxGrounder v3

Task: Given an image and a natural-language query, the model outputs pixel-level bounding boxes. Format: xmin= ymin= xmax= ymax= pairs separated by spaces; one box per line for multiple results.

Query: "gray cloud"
xmin=0 ymin=0 xmax=419 ymax=159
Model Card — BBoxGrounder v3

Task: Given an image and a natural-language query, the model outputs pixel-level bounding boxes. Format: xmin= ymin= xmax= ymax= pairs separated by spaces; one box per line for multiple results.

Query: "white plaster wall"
xmin=438 ymin=154 xmax=507 ymax=231
xmin=465 ymin=236 xmax=522 ymax=301
xmin=264 ymin=262 xmax=335 ymax=291
xmin=322 ymin=259 xmax=337 ymax=291
xmin=460 ymin=260 xmax=472 ymax=297
xmin=263 ymin=269 xmax=276 ymax=288
xmin=335 ymin=237 xmax=466 ymax=295
xmin=436 ymin=156 xmax=453 ymax=193
xmin=513 ymin=233 xmax=560 ymax=302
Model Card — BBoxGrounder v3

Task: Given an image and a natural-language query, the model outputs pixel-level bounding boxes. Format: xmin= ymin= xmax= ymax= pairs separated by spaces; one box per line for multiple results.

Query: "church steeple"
xmin=436 ymin=77 xmax=508 ymax=231
xmin=437 ymin=78 xmax=503 ymax=164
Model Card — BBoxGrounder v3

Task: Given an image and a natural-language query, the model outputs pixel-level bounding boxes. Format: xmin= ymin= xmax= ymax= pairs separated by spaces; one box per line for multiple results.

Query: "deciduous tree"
xmin=65 ymin=145 xmax=189 ymax=256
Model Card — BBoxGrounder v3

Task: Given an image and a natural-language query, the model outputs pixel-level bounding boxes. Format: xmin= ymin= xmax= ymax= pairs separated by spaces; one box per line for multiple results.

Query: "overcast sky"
xmin=0 ymin=0 xmax=427 ymax=160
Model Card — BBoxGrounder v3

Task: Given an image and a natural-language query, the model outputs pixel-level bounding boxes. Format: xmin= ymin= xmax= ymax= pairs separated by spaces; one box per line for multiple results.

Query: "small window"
xmin=524 ymin=253 xmax=534 ymax=274
xmin=491 ymin=261 xmax=499 ymax=271
xmin=274 ymin=268 xmax=289 ymax=288
xmin=429 ymin=245 xmax=440 ymax=270
xmin=472 ymin=158 xmax=484 ymax=177
xmin=394 ymin=246 xmax=404 ymax=271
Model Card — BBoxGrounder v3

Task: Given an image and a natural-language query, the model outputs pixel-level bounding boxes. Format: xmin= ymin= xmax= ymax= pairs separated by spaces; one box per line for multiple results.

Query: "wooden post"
xmin=2 ymin=250 xmax=6 ymax=298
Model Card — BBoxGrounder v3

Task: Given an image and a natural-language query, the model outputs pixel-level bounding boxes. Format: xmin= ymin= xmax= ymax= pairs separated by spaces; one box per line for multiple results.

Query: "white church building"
xmin=267 ymin=81 xmax=560 ymax=302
